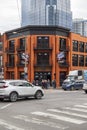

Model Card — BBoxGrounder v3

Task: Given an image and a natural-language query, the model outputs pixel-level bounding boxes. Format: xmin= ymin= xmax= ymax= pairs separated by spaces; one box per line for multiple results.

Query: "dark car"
xmin=62 ymin=80 xmax=84 ymax=91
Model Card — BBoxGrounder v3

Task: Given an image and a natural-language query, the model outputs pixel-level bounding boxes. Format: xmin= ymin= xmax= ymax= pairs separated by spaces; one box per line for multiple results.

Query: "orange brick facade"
xmin=3 ymin=26 xmax=87 ymax=88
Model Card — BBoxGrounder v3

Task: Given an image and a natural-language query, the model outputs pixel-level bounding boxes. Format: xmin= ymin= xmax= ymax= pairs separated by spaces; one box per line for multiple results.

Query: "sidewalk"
xmin=43 ymin=87 xmax=62 ymax=93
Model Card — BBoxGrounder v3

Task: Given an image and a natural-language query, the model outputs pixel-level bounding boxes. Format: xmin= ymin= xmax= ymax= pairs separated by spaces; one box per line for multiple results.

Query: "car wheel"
xmin=85 ymin=90 xmax=87 ymax=94
xmin=63 ymin=89 xmax=66 ymax=91
xmin=0 ymin=98 xmax=4 ymax=101
xmin=35 ymin=90 xmax=42 ymax=99
xmin=9 ymin=92 xmax=18 ymax=102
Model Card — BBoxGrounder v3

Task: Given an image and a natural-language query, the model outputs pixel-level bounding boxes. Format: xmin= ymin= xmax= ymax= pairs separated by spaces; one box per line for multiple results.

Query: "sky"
xmin=0 ymin=0 xmax=87 ymax=33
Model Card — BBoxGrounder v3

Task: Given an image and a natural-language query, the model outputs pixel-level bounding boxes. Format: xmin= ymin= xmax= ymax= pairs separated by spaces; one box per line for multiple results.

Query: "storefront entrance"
xmin=59 ymin=72 xmax=67 ymax=86
xmin=34 ymin=72 xmax=51 ymax=81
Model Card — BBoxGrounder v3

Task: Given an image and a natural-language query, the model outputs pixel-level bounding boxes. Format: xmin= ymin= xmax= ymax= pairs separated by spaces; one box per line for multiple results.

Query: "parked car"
xmin=83 ymin=81 xmax=87 ymax=93
xmin=62 ymin=80 xmax=84 ymax=91
xmin=0 ymin=80 xmax=44 ymax=102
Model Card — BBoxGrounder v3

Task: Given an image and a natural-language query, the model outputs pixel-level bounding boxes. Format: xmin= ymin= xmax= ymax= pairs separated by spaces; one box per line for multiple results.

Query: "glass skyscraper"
xmin=21 ymin=0 xmax=72 ymax=29
xmin=72 ymin=19 xmax=87 ymax=37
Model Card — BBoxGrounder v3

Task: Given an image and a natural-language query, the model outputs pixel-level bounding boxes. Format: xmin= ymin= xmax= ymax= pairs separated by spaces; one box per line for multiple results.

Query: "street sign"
xmin=24 ymin=67 xmax=27 ymax=73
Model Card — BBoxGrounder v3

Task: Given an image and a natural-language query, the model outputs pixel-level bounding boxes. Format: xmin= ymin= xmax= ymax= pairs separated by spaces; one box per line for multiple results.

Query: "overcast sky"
xmin=0 ymin=0 xmax=87 ymax=33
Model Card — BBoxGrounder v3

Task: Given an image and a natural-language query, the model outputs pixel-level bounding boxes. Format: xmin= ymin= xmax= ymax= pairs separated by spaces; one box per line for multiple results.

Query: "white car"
xmin=83 ymin=81 xmax=87 ymax=93
xmin=0 ymin=80 xmax=44 ymax=102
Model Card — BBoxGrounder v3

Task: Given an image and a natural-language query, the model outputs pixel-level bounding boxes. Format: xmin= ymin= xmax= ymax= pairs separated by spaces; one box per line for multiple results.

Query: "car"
xmin=62 ymin=80 xmax=84 ymax=91
xmin=83 ymin=81 xmax=87 ymax=93
xmin=0 ymin=80 xmax=44 ymax=102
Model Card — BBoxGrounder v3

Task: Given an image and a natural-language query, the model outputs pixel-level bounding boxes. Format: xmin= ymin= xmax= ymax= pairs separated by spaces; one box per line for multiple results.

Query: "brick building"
xmin=3 ymin=26 xmax=87 ymax=87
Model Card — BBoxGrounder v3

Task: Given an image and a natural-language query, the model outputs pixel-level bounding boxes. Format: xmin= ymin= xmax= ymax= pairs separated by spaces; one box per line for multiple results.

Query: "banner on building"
xmin=57 ymin=52 xmax=65 ymax=60
xmin=21 ymin=53 xmax=29 ymax=62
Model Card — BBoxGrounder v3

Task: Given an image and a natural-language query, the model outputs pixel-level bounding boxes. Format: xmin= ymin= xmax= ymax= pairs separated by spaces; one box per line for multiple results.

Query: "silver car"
xmin=0 ymin=80 xmax=44 ymax=102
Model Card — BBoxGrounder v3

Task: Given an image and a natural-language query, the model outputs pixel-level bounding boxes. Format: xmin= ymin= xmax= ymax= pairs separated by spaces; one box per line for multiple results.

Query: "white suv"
xmin=0 ymin=80 xmax=44 ymax=102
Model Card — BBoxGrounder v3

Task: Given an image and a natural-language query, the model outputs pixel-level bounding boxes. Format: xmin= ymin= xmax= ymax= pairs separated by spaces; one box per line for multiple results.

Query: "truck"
xmin=62 ymin=70 xmax=87 ymax=90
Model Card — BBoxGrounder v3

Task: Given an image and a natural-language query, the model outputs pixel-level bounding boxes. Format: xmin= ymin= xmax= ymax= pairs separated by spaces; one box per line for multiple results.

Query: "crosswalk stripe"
xmin=83 ymin=103 xmax=87 ymax=105
xmin=47 ymin=109 xmax=87 ymax=118
xmin=0 ymin=119 xmax=24 ymax=130
xmin=65 ymin=107 xmax=87 ymax=113
xmin=13 ymin=115 xmax=68 ymax=129
xmin=75 ymin=105 xmax=87 ymax=108
xmin=32 ymin=111 xmax=86 ymax=124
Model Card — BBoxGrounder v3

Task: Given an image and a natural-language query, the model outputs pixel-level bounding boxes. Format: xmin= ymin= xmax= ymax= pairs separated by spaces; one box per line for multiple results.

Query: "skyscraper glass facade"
xmin=21 ymin=0 xmax=72 ymax=29
xmin=72 ymin=19 xmax=87 ymax=37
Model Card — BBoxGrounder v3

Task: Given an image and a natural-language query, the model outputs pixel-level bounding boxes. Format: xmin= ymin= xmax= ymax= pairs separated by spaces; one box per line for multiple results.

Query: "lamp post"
xmin=13 ymin=31 xmax=29 ymax=80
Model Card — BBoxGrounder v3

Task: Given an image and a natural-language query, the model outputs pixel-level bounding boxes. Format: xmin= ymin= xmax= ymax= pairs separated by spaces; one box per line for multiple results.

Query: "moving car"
xmin=62 ymin=80 xmax=84 ymax=90
xmin=0 ymin=80 xmax=44 ymax=102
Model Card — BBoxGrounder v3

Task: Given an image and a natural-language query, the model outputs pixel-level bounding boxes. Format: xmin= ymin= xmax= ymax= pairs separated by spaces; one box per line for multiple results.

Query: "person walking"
xmin=52 ymin=79 xmax=56 ymax=89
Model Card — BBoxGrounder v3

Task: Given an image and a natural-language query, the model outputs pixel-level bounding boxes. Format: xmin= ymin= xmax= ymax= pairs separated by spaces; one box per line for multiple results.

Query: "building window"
xmin=37 ymin=52 xmax=49 ymax=65
xmin=72 ymin=40 xmax=78 ymax=52
xmin=59 ymin=38 xmax=66 ymax=50
xmin=9 ymin=54 xmax=14 ymax=66
xmin=72 ymin=54 xmax=78 ymax=66
xmin=7 ymin=72 xmax=14 ymax=79
xmin=37 ymin=36 xmax=49 ymax=49
xmin=85 ymin=56 xmax=87 ymax=66
xmin=85 ymin=43 xmax=87 ymax=52
xmin=20 ymin=38 xmax=25 ymax=49
xmin=79 ymin=55 xmax=84 ymax=66
xmin=9 ymin=40 xmax=15 ymax=50
xmin=0 ymin=42 xmax=3 ymax=51
xmin=20 ymin=72 xmax=24 ymax=79
xmin=79 ymin=42 xmax=84 ymax=52
xmin=0 ymin=56 xmax=2 ymax=66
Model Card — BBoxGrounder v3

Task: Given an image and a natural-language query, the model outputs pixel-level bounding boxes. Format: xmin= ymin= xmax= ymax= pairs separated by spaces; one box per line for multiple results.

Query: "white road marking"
xmin=13 ymin=115 xmax=68 ymax=129
xmin=0 ymin=119 xmax=24 ymax=130
xmin=0 ymin=103 xmax=12 ymax=110
xmin=83 ymin=103 xmax=87 ymax=105
xmin=65 ymin=107 xmax=87 ymax=113
xmin=48 ymin=109 xmax=87 ymax=118
xmin=32 ymin=111 xmax=86 ymax=124
xmin=75 ymin=105 xmax=87 ymax=108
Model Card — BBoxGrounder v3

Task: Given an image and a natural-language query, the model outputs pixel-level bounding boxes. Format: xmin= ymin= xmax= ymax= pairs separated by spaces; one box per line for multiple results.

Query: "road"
xmin=0 ymin=89 xmax=87 ymax=130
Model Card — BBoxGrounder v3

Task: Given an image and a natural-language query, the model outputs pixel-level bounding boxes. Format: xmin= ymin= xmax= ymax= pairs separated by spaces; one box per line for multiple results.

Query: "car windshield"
xmin=67 ymin=76 xmax=75 ymax=81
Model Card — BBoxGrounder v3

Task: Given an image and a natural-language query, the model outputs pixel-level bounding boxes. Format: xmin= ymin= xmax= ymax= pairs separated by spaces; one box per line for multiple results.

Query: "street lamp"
xmin=13 ymin=31 xmax=29 ymax=80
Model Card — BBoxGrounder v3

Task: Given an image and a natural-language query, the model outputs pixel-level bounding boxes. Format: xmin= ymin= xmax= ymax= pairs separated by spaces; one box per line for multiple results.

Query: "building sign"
xmin=57 ymin=52 xmax=65 ymax=60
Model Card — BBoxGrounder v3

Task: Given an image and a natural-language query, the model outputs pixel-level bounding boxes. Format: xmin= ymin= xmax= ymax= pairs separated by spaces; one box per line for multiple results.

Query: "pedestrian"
xmin=52 ymin=79 xmax=56 ymax=89
xmin=32 ymin=80 xmax=36 ymax=85
xmin=44 ymin=80 xmax=48 ymax=89
xmin=47 ymin=79 xmax=50 ymax=89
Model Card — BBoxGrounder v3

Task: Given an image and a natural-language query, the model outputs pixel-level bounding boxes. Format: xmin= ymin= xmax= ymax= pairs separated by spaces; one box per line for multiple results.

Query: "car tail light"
xmin=0 ymin=86 xmax=8 ymax=88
